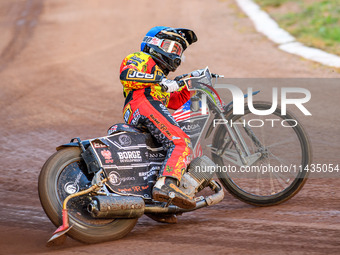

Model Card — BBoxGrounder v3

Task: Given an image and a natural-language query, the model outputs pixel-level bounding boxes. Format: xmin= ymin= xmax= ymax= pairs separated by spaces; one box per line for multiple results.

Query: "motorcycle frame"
xmin=181 ymin=67 xmax=263 ymax=168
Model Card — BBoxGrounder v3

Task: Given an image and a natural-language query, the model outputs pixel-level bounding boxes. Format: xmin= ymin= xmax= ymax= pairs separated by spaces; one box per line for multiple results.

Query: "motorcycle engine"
xmin=179 ymin=156 xmax=216 ymax=197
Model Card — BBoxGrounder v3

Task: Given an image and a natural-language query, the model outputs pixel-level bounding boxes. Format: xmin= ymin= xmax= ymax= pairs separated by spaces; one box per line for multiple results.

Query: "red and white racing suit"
xmin=120 ymin=51 xmax=191 ymax=181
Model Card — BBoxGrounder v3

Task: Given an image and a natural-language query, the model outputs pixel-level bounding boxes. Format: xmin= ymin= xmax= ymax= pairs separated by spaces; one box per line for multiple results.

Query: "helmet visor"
xmin=160 ymin=40 xmax=183 ymax=56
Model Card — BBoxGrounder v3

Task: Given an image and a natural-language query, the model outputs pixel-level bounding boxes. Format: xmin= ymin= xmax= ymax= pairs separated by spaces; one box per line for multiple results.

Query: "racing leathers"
xmin=120 ymin=51 xmax=192 ymax=182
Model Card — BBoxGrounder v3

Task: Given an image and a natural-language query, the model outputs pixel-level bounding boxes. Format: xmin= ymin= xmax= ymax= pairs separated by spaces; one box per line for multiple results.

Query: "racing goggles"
xmin=143 ymin=36 xmax=183 ymax=56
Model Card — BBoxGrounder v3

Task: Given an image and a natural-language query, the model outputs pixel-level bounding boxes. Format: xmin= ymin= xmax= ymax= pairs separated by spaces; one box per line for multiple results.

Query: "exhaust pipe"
xmin=88 ymin=196 xmax=145 ymax=219
xmin=88 ymin=179 xmax=224 ymax=219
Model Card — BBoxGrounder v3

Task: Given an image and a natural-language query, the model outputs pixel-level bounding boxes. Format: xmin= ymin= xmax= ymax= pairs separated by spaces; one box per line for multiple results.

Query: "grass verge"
xmin=253 ymin=0 xmax=340 ymax=56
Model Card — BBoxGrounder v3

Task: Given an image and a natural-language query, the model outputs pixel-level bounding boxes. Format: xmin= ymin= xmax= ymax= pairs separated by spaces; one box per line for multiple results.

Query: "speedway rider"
xmin=119 ymin=26 xmax=197 ymax=210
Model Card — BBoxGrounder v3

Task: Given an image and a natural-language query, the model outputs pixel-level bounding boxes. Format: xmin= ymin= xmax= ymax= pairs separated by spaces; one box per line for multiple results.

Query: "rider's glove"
xmin=160 ymin=78 xmax=179 ymax=93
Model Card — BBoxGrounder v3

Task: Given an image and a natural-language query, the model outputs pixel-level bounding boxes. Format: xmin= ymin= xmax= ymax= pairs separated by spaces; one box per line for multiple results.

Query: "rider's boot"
xmin=152 ymin=177 xmax=196 ymax=209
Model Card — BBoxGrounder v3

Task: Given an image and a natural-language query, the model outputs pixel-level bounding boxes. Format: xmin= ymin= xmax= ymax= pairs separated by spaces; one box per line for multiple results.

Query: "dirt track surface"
xmin=0 ymin=0 xmax=339 ymax=254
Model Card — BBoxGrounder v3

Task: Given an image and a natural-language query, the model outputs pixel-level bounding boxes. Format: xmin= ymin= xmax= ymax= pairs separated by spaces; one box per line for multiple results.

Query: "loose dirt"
xmin=0 ymin=0 xmax=339 ymax=254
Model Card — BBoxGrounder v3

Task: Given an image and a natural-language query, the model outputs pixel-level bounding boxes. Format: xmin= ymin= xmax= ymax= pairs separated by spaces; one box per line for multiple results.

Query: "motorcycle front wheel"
xmin=38 ymin=147 xmax=137 ymax=244
xmin=212 ymin=101 xmax=312 ymax=206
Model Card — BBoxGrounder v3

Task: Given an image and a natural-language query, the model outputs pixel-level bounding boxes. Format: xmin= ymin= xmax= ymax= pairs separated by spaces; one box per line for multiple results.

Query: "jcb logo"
xmin=128 ymin=70 xmax=154 ymax=80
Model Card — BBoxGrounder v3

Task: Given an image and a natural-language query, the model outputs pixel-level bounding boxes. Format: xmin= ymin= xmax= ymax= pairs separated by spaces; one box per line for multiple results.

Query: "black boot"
xmin=152 ymin=177 xmax=196 ymax=209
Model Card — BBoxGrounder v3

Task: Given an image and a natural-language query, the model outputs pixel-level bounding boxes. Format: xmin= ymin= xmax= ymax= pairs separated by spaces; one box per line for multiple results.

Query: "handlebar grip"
xmin=178 ymin=80 xmax=185 ymax=87
xmin=161 ymin=84 xmax=168 ymax=93
xmin=212 ymin=73 xmax=224 ymax=78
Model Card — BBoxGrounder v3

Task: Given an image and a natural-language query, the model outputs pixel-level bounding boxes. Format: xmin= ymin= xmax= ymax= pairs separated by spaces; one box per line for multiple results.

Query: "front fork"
xmin=211 ymin=113 xmax=263 ymax=167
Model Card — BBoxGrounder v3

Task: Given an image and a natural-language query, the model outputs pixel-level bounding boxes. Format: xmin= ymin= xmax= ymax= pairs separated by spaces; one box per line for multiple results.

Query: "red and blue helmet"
xmin=141 ymin=26 xmax=197 ymax=72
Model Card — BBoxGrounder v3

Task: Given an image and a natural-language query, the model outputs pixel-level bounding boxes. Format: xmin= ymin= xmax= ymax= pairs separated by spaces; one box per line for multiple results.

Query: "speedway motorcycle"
xmin=38 ymin=67 xmax=311 ymax=245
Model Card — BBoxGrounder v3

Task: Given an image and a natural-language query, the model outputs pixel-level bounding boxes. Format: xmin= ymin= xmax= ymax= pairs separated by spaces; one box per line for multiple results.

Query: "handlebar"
xmin=160 ymin=69 xmax=224 ymax=93
xmin=174 ymin=73 xmax=189 ymax=81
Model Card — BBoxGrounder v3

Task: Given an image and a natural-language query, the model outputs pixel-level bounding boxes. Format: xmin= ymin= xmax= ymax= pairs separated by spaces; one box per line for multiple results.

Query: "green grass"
xmin=253 ymin=0 xmax=291 ymax=7
xmin=253 ymin=0 xmax=340 ymax=55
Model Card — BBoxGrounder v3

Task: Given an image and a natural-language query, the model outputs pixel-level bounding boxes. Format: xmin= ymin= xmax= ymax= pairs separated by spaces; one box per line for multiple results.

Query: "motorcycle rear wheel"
xmin=38 ymin=147 xmax=137 ymax=244
xmin=212 ymin=101 xmax=311 ymax=206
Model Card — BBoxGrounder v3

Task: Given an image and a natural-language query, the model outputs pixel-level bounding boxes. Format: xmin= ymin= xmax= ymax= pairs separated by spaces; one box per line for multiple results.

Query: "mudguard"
xmin=56 ymin=123 xmax=146 ymax=151
xmin=107 ymin=123 xmax=147 ymax=135
xmin=56 ymin=140 xmax=90 ymax=151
